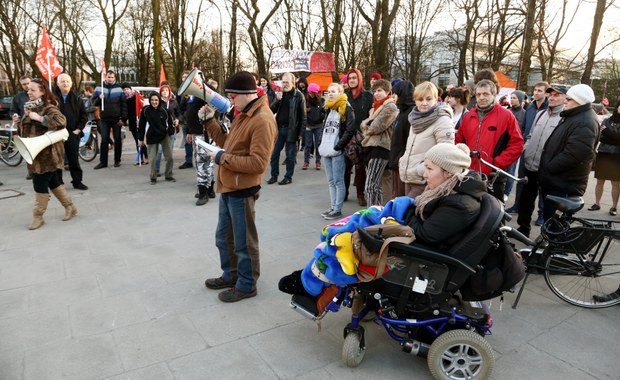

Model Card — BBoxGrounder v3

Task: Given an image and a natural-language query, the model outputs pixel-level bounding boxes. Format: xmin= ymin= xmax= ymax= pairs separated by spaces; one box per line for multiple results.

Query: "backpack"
xmin=460 ymin=231 xmax=526 ymax=301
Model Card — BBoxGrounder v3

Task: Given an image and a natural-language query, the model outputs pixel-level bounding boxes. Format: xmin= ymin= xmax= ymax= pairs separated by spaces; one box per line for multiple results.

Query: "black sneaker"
xmin=196 ymin=195 xmax=208 ymax=206
xmin=73 ymin=183 xmax=89 ymax=190
xmin=179 ymin=162 xmax=193 ymax=169
xmin=323 ymin=210 xmax=342 ymax=220
xmin=218 ymin=287 xmax=257 ymax=303
xmin=94 ymin=163 xmax=107 ymax=170
xmin=267 ymin=177 xmax=277 ymax=184
xmin=205 ymin=277 xmax=237 ymax=289
xmin=165 ymin=177 xmax=176 ymax=182
xmin=114 ymin=161 xmax=121 ymax=167
xmin=278 ymin=178 xmax=292 ymax=185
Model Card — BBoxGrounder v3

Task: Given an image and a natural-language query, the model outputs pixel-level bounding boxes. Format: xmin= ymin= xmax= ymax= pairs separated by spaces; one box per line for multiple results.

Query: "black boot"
xmin=196 ymin=185 xmax=209 ymax=206
xmin=207 ymin=184 xmax=216 ymax=199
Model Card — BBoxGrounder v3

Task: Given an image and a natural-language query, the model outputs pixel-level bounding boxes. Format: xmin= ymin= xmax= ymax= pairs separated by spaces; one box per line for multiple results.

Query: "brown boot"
xmin=50 ymin=184 xmax=78 ymax=221
xmin=29 ymin=192 xmax=49 ymax=230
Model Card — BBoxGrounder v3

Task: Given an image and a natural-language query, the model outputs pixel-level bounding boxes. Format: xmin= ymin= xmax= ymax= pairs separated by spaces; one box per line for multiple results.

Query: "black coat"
xmin=53 ymin=88 xmax=87 ymax=133
xmin=405 ymin=171 xmax=487 ymax=250
xmin=138 ymin=105 xmax=173 ymax=144
xmin=539 ymin=103 xmax=599 ymax=196
xmin=345 ymin=89 xmax=374 ymax=131
xmin=324 ymin=103 xmax=357 ymax=152
xmin=270 ymin=89 xmax=307 ymax=142
xmin=389 ymin=80 xmax=415 ymax=170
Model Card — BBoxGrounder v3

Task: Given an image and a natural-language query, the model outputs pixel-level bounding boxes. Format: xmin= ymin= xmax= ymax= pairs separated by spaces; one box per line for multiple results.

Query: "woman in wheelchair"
xmin=280 ymin=143 xmax=486 ymax=304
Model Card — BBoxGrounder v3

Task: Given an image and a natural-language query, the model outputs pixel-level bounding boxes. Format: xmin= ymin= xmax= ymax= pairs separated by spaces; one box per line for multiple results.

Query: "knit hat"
xmin=566 ymin=84 xmax=595 ymax=105
xmin=340 ymin=75 xmax=348 ymax=84
xmin=370 ymin=72 xmax=382 ymax=80
xmin=307 ymin=83 xmax=320 ymax=94
xmin=224 ymin=71 xmax=258 ymax=94
xmin=512 ymin=90 xmax=526 ymax=104
xmin=425 ymin=143 xmax=471 ymax=175
xmin=121 ymin=83 xmax=132 ymax=90
xmin=391 ymin=77 xmax=404 ymax=87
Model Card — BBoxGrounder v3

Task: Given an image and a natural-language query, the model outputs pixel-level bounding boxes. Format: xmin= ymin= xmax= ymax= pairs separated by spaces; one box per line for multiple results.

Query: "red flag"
xmin=159 ymin=64 xmax=166 ymax=86
xmin=35 ymin=25 xmax=62 ymax=82
xmin=101 ymin=59 xmax=107 ymax=79
xmin=135 ymin=90 xmax=145 ymax=117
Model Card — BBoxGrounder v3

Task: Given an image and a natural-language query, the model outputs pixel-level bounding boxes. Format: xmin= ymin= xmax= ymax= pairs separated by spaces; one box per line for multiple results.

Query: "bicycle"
xmin=506 ymin=197 xmax=620 ymax=309
xmin=475 ymin=154 xmax=620 ymax=309
xmin=78 ymin=121 xmax=99 ymax=162
xmin=0 ymin=123 xmax=23 ymax=166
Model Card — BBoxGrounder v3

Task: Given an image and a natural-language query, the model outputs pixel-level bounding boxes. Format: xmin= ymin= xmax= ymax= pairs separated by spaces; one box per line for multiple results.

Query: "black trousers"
xmin=517 ymin=169 xmax=539 ymax=236
xmin=32 ymin=170 xmax=62 ymax=193
xmin=64 ymin=132 xmax=83 ymax=185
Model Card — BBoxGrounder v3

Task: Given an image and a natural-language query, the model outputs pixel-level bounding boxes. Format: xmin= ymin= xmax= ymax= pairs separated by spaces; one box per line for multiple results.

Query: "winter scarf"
xmin=373 ymin=95 xmax=391 ymax=111
xmin=408 ymin=104 xmax=450 ymax=134
xmin=415 ymin=171 xmax=470 ymax=220
xmin=325 ymin=93 xmax=348 ymax=121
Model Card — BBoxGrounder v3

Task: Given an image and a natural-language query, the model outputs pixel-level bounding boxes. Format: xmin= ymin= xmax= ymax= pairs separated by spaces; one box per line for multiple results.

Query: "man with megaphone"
xmin=12 ymin=78 xmax=78 ymax=230
xmin=202 ymin=71 xmax=277 ymax=303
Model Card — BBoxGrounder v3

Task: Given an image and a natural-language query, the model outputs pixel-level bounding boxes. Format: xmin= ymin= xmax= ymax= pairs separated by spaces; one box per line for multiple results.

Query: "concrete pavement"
xmin=0 ymin=141 xmax=619 ymax=380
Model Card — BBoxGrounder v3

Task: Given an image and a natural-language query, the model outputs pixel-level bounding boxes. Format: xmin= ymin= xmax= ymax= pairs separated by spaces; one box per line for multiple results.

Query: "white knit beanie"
xmin=425 ymin=143 xmax=471 ymax=175
xmin=566 ymin=84 xmax=595 ymax=106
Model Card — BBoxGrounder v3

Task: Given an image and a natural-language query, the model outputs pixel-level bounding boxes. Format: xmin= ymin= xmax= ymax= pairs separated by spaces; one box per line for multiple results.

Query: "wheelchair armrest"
xmin=388 ymin=242 xmax=477 ymax=274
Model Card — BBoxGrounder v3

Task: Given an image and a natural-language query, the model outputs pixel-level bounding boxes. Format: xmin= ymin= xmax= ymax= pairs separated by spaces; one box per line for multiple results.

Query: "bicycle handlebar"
xmin=470 ymin=150 xmax=528 ymax=184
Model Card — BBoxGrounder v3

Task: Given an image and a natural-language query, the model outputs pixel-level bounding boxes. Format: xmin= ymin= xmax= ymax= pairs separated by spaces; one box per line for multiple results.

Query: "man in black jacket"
xmin=268 ymin=72 xmax=306 ymax=185
xmin=55 ymin=73 xmax=89 ymax=190
xmin=539 ymin=84 xmax=599 ymax=220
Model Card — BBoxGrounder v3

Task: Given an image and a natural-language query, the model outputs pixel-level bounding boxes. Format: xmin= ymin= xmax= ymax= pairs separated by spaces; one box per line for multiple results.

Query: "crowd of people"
xmin=3 ymin=66 xmax=615 ymax=303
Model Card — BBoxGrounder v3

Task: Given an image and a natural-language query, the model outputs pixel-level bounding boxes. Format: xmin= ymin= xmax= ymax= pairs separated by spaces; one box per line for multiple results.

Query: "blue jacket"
xmin=91 ymin=81 xmax=128 ymax=121
xmin=523 ymin=98 xmax=548 ymax=139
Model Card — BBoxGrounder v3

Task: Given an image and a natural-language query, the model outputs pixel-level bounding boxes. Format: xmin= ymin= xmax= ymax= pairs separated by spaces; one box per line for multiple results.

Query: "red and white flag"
xmin=35 ymin=25 xmax=62 ymax=84
xmin=135 ymin=90 xmax=145 ymax=117
xmin=159 ymin=64 xmax=166 ymax=86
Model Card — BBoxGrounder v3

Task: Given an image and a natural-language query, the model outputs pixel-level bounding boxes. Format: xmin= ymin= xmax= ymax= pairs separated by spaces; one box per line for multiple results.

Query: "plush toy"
xmin=300 ymin=197 xmax=416 ymax=296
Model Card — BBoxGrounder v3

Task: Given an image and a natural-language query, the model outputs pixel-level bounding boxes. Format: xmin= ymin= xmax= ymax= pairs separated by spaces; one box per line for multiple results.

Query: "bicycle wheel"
xmin=543 ymin=236 xmax=620 ymax=308
xmin=79 ymin=133 xmax=99 ymax=162
xmin=0 ymin=140 xmax=23 ymax=167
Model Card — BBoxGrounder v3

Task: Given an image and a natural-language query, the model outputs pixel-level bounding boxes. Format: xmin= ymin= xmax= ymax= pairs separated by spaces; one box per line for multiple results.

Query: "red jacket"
xmin=455 ymin=103 xmax=524 ymax=175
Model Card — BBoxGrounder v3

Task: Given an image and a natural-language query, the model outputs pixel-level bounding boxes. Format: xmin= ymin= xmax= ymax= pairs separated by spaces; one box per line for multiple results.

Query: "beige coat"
xmin=399 ymin=106 xmax=455 ymax=185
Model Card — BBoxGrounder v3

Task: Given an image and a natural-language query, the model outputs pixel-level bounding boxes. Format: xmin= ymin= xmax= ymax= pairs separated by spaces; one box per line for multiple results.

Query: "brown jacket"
xmin=205 ymin=97 xmax=277 ymax=193
xmin=19 ymin=105 xmax=67 ymax=174
xmin=360 ymin=97 xmax=398 ymax=151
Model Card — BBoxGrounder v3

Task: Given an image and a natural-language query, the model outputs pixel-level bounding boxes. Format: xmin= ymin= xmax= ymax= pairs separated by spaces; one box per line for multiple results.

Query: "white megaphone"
xmin=14 ymin=129 xmax=69 ymax=164
xmin=178 ymin=68 xmax=232 ymax=114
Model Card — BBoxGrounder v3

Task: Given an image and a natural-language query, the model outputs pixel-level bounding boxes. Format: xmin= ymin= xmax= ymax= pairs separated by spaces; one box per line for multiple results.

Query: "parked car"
xmin=0 ymin=95 xmax=13 ymax=119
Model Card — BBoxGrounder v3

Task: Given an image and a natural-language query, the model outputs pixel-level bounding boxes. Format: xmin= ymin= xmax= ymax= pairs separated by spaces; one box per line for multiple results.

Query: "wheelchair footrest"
xmin=290 ymin=294 xmax=320 ymax=321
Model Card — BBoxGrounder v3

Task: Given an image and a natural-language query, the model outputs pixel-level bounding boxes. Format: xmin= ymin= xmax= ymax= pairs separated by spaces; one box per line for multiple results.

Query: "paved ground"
xmin=0 ymin=138 xmax=619 ymax=380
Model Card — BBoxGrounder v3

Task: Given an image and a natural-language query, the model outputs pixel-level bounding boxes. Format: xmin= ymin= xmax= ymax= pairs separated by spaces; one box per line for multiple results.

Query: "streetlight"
xmin=210 ymin=0 xmax=224 ymax=92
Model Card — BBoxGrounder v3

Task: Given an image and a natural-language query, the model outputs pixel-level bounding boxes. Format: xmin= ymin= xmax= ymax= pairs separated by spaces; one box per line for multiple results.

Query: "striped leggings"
xmin=365 ymin=157 xmax=389 ymax=206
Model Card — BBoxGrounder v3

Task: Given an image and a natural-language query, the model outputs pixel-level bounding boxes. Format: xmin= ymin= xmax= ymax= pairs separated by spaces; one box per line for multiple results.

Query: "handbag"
xmin=352 ymin=223 xmax=416 ymax=282
xmin=344 ymin=130 xmax=364 ymax=165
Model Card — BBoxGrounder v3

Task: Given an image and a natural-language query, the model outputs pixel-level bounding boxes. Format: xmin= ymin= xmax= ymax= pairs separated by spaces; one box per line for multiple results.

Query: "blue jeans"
xmin=181 ymin=124 xmax=193 ymax=164
xmin=215 ymin=193 xmax=260 ymax=293
xmin=304 ymin=127 xmax=322 ymax=164
xmin=324 ymin=153 xmax=346 ymax=213
xmin=270 ymin=127 xmax=296 ymax=180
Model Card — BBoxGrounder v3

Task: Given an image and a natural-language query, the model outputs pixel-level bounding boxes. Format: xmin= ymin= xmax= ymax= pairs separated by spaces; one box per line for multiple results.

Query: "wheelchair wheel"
xmin=427 ymin=329 xmax=494 ymax=380
xmin=342 ymin=331 xmax=366 ymax=367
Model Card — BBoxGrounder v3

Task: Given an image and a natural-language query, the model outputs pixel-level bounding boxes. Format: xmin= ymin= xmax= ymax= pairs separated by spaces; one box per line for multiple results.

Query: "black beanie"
xmin=224 ymin=71 xmax=257 ymax=94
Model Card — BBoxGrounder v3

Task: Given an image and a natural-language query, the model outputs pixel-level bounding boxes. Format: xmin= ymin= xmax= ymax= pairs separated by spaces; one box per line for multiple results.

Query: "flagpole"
xmin=47 ymin=53 xmax=52 ymax=90
xmin=101 ymin=60 xmax=105 ymax=111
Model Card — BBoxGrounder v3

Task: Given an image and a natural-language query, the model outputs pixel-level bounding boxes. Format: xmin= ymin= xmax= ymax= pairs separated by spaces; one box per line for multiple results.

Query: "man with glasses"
xmin=539 ymin=84 xmax=599 ymax=221
xmin=455 ymin=79 xmax=524 ymax=201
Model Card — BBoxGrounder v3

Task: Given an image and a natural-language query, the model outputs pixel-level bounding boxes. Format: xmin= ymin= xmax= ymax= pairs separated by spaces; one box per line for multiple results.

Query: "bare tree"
xmin=535 ymin=0 xmax=581 ymax=82
xmin=447 ymin=0 xmax=482 ymax=84
xmin=392 ymin=0 xmax=444 ymax=82
xmin=319 ymin=0 xmax=345 ymax=65
xmin=581 ymin=0 xmax=618 ymax=83
xmin=517 ymin=0 xmax=537 ymax=89
xmin=90 ymin=0 xmax=130 ymax=81
xmin=354 ymin=0 xmax=400 ymax=75
xmin=477 ymin=0 xmax=524 ymax=70
xmin=237 ymin=0 xmax=283 ymax=75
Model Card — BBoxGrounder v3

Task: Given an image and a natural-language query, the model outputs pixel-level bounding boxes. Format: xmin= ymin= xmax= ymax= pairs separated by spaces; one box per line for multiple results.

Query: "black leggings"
xmin=32 ymin=170 xmax=62 ymax=193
